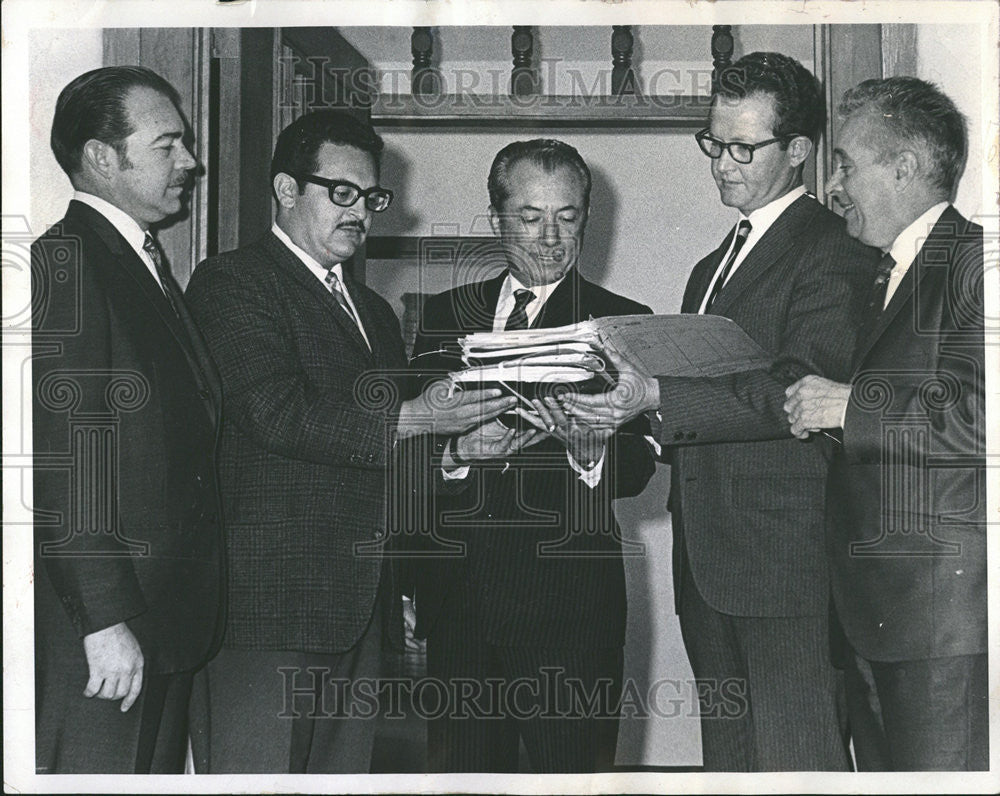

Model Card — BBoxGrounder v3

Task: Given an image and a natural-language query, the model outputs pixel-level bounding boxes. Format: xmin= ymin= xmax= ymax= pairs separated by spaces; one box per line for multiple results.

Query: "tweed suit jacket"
xmin=656 ymin=194 xmax=880 ymax=617
xmin=828 ymin=206 xmax=985 ymax=662
xmin=408 ymin=270 xmax=656 ymax=649
xmin=32 ymin=201 xmax=225 ymax=676
xmin=185 ymin=232 xmax=408 ymax=654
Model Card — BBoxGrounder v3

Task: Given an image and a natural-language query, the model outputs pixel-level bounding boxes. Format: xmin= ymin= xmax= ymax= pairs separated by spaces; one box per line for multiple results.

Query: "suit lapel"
xmin=461 ymin=271 xmax=508 ymax=332
xmin=685 ymin=230 xmax=734 ymax=314
xmin=264 ymin=233 xmax=373 ymax=361
xmin=532 ymin=270 xmax=586 ymax=329
xmin=68 ymin=202 xmax=222 ymax=427
xmin=852 ymin=205 xmax=959 ymax=367
xmin=708 ymin=194 xmax=814 ymax=316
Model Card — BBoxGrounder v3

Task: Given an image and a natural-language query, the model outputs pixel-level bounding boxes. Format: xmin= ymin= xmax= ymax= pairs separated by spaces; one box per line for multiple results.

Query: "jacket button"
xmin=673 ymin=431 xmax=684 ymax=441
xmin=686 ymin=432 xmax=697 ymax=440
xmin=198 ymin=389 xmax=210 ymax=400
xmin=367 ymin=453 xmax=375 ymax=463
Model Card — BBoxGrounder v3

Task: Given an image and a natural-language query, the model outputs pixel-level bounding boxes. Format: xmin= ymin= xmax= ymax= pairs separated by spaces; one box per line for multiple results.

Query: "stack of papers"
xmin=451 ymin=323 xmax=611 ymax=389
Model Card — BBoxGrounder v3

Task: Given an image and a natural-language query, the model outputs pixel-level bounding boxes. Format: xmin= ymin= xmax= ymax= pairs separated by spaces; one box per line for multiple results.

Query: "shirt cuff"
xmin=567 ymin=448 xmax=605 ymax=489
xmin=645 ymin=410 xmax=663 ymax=457
xmin=440 ymin=439 xmax=471 ymax=480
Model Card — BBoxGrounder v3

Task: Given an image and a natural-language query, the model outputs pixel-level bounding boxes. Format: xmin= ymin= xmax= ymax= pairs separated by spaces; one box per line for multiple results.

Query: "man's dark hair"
xmin=270 ymin=110 xmax=384 ymax=190
xmin=714 ymin=51 xmax=826 ymax=144
xmin=839 ymin=76 xmax=967 ymax=197
xmin=51 ymin=66 xmax=182 ymax=176
xmin=488 ymin=139 xmax=592 ymax=210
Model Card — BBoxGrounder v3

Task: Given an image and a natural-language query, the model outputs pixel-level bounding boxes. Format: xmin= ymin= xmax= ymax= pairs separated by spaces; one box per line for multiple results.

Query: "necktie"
xmin=857 ymin=252 xmax=896 ymax=342
xmin=704 ymin=219 xmax=752 ymax=312
xmin=504 ymin=288 xmax=536 ymax=330
xmin=324 ymin=268 xmax=368 ymax=345
xmin=143 ymin=233 xmax=180 ymax=318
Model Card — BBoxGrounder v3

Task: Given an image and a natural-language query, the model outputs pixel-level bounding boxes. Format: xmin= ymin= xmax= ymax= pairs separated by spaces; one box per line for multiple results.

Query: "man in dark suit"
xmin=409 ymin=139 xmax=656 ymax=773
xmin=184 ymin=110 xmax=514 ymax=773
xmin=563 ymin=53 xmax=879 ymax=770
xmin=32 ymin=66 xmax=224 ymax=773
xmin=785 ymin=77 xmax=986 ymax=770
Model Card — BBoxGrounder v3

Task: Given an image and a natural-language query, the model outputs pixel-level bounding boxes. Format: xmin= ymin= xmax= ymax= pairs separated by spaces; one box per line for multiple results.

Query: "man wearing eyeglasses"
xmin=562 ymin=52 xmax=879 ymax=770
xmin=185 ymin=110 xmax=515 ymax=773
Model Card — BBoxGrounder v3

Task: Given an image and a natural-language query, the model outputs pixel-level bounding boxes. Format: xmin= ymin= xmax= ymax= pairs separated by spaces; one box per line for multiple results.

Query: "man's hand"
xmin=82 ymin=622 xmax=144 ymax=712
xmin=402 ymin=597 xmax=424 ymax=654
xmin=783 ymin=375 xmax=852 ymax=439
xmin=450 ymin=418 xmax=546 ymax=464
xmin=398 ymin=382 xmax=517 ymax=438
xmin=524 ymin=396 xmax=609 ymax=467
xmin=558 ymin=340 xmax=660 ymax=431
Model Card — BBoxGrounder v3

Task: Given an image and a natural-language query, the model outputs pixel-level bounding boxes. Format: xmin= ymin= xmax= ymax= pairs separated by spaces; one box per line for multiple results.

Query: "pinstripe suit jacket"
xmin=656 ymin=194 xmax=879 ymax=617
xmin=186 ymin=232 xmax=407 ymax=654
xmin=829 ymin=206 xmax=985 ymax=661
xmin=409 ymin=270 xmax=656 ymax=648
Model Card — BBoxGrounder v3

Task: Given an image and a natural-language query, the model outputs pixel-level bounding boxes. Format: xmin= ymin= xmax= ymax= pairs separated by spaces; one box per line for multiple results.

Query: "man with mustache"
xmin=185 ymin=110 xmax=513 ymax=773
xmin=561 ymin=53 xmax=879 ymax=770
xmin=32 ymin=66 xmax=223 ymax=773
xmin=784 ymin=77 xmax=986 ymax=770
xmin=408 ymin=138 xmax=656 ymax=772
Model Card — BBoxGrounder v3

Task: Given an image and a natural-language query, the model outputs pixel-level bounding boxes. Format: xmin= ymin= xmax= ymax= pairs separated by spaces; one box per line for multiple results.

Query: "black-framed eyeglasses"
xmin=294 ymin=174 xmax=394 ymax=212
xmin=695 ymin=128 xmax=800 ymax=164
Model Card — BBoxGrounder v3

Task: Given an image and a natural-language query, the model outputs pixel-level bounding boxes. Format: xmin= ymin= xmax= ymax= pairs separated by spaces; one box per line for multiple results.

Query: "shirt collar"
xmin=888 ymin=202 xmax=950 ymax=269
xmin=500 ymin=268 xmax=570 ymax=306
xmin=73 ymin=191 xmax=148 ymax=257
xmin=271 ymin=222 xmax=343 ymax=283
xmin=739 ymin=184 xmax=808 ymax=233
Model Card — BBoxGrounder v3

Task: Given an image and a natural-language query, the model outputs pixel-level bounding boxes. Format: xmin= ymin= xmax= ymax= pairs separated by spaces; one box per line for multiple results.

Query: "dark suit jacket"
xmin=829 ymin=205 xmax=985 ymax=662
xmin=186 ymin=232 xmax=407 ymax=654
xmin=32 ymin=200 xmax=225 ymax=676
xmin=656 ymin=194 xmax=879 ymax=617
xmin=409 ymin=270 xmax=656 ymax=649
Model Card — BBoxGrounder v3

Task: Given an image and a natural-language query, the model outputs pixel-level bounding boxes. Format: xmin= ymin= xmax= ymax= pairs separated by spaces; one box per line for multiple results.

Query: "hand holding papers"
xmin=551 ymin=314 xmax=775 ymax=431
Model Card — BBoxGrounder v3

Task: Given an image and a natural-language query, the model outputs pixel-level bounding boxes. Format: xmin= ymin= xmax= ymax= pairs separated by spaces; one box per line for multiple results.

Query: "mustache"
xmin=337 ymin=220 xmax=366 ymax=231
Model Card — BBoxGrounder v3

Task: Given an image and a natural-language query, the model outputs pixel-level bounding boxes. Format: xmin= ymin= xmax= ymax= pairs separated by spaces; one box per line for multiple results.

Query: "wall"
xmin=914 ymin=24 xmax=987 ymax=218
xmin=28 ymin=29 xmax=104 ymax=234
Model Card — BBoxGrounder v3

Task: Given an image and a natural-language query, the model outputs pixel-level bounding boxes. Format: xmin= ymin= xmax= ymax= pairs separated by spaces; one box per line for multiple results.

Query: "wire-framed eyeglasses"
xmin=295 ymin=174 xmax=394 ymax=212
xmin=694 ymin=128 xmax=801 ymax=165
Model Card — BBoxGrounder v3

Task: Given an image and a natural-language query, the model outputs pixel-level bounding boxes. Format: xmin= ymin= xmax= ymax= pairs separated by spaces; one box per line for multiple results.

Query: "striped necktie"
xmin=504 ymin=288 xmax=536 ymax=330
xmin=324 ymin=268 xmax=367 ymax=345
xmin=704 ymin=219 xmax=752 ymax=312
xmin=143 ymin=233 xmax=180 ymax=318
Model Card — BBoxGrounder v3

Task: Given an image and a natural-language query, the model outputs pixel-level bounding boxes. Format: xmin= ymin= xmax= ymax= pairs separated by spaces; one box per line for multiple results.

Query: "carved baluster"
xmin=711 ymin=25 xmax=735 ymax=90
xmin=611 ymin=25 xmax=636 ymax=96
xmin=411 ymin=26 xmax=441 ymax=95
xmin=510 ymin=26 xmax=538 ymax=97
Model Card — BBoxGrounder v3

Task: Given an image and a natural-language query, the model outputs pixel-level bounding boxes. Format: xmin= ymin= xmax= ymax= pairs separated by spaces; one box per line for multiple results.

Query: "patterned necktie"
xmin=504 ymin=288 xmax=536 ymax=330
xmin=704 ymin=219 xmax=752 ymax=312
xmin=324 ymin=267 xmax=368 ymax=346
xmin=857 ymin=252 xmax=896 ymax=342
xmin=143 ymin=233 xmax=180 ymax=318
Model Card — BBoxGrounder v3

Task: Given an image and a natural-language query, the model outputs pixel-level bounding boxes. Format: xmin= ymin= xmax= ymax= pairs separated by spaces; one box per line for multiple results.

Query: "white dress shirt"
xmin=444 ymin=269 xmax=605 ymax=488
xmin=884 ymin=201 xmax=949 ymax=309
xmin=73 ymin=191 xmax=167 ymax=294
xmin=697 ymin=185 xmax=809 ymax=314
xmin=271 ymin=222 xmax=371 ymax=349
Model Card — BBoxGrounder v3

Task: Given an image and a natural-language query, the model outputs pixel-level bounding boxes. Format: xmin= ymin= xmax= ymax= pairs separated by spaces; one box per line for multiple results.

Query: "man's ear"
xmin=488 ymin=205 xmax=501 ymax=237
xmin=894 ymin=150 xmax=920 ymax=191
xmin=787 ymin=135 xmax=813 ymax=168
xmin=273 ymin=173 xmax=299 ymax=209
xmin=81 ymin=139 xmax=115 ymax=180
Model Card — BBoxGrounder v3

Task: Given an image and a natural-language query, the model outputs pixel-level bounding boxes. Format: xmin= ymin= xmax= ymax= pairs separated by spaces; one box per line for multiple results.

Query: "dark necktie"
xmin=504 ymin=288 xmax=536 ymax=330
xmin=858 ymin=252 xmax=896 ymax=342
xmin=704 ymin=219 xmax=752 ymax=312
xmin=143 ymin=233 xmax=180 ymax=318
xmin=324 ymin=267 xmax=369 ymax=348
